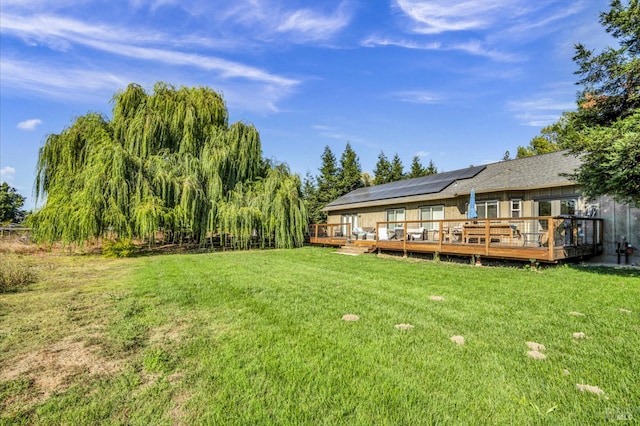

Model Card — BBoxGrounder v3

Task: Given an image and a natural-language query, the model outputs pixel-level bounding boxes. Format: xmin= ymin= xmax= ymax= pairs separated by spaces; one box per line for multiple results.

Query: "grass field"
xmin=1 ymin=247 xmax=639 ymax=424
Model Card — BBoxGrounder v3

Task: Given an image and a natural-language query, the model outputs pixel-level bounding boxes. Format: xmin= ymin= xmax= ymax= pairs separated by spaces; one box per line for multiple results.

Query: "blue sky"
xmin=1 ymin=0 xmax=613 ymax=209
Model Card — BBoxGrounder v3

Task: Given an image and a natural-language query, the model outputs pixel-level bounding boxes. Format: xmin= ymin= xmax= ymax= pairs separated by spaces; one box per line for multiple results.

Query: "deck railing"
xmin=309 ymin=216 xmax=603 ymax=262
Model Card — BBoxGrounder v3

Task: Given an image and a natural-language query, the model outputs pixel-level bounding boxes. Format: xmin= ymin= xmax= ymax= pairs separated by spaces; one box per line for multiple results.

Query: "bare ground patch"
xmin=0 ymin=338 xmax=122 ymax=401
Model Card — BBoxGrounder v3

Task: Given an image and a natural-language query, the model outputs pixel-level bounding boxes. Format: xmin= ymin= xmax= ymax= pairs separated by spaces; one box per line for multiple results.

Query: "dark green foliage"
xmin=565 ymin=0 xmax=640 ymax=204
xmin=572 ymin=0 xmax=640 ymax=128
xmin=373 ymin=151 xmax=391 ymax=185
xmin=336 ymin=142 xmax=363 ymax=195
xmin=316 ymin=146 xmax=338 ymax=196
xmin=516 ymin=1 xmax=640 ymax=204
xmin=29 ymin=82 xmax=307 ymax=248
xmin=407 ymin=156 xmax=437 ymax=178
xmin=408 ymin=156 xmax=426 ymax=178
xmin=389 ymin=153 xmax=405 ymax=182
xmin=425 ymin=159 xmax=438 ymax=175
xmin=0 ymin=182 xmax=26 ymax=224
xmin=566 ymin=111 xmax=640 ymax=205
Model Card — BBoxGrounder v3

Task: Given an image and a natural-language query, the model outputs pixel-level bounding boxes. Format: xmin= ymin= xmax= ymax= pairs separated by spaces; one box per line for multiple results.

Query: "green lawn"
xmin=1 ymin=248 xmax=639 ymax=424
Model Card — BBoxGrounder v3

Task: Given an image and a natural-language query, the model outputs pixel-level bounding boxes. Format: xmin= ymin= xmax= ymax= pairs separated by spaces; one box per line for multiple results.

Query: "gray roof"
xmin=324 ymin=150 xmax=581 ymax=212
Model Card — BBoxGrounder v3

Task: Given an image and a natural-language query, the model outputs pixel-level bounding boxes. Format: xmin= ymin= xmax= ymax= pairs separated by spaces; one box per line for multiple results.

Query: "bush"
xmin=0 ymin=257 xmax=38 ymax=293
xmin=102 ymin=238 xmax=136 ymax=258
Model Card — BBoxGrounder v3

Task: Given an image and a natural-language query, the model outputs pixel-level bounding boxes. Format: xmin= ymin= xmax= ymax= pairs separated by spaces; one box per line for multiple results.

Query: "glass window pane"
xmin=561 ymin=200 xmax=576 ymax=215
xmin=538 ymin=201 xmax=551 ymax=216
xmin=477 ymin=204 xmax=486 ymax=218
xmin=487 ymin=201 xmax=498 ymax=218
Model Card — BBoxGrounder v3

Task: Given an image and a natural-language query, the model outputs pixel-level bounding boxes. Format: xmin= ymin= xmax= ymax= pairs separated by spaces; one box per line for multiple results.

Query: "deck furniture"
xmin=406 ymin=227 xmax=426 ymax=241
xmin=309 ymin=217 xmax=603 ymax=263
xmin=462 ymin=223 xmax=520 ymax=244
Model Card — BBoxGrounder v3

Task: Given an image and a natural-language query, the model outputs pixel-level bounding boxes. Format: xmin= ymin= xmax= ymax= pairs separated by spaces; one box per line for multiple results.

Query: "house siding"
xmin=328 ymin=186 xmax=582 ymax=228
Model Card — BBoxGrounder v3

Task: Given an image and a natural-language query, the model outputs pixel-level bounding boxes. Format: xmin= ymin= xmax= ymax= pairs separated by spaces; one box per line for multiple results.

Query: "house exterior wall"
xmin=327 ymin=186 xmax=582 ymax=228
xmin=326 ymin=186 xmax=639 ymax=265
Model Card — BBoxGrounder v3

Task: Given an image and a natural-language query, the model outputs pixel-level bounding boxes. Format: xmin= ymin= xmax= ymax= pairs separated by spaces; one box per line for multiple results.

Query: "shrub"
xmin=0 ymin=257 xmax=38 ymax=293
xmin=102 ymin=238 xmax=136 ymax=258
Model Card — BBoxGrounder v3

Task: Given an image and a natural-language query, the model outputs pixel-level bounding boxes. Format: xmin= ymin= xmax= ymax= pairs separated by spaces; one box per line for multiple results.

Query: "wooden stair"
xmin=336 ymin=242 xmax=376 ymax=256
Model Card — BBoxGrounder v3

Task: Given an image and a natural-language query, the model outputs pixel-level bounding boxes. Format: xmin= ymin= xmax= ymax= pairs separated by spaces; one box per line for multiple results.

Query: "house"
xmin=310 ymin=150 xmax=639 ymax=264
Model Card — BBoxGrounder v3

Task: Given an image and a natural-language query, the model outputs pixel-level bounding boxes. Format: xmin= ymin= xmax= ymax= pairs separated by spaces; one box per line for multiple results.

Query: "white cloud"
xmin=276 ymin=4 xmax=351 ymax=42
xmin=361 ymin=35 xmax=518 ymax=62
xmin=0 ymin=166 xmax=16 ymax=181
xmin=1 ymin=58 xmax=128 ymax=100
xmin=17 ymin=118 xmax=42 ymax=130
xmin=1 ymin=13 xmax=298 ymax=86
xmin=394 ymin=0 xmax=516 ymax=34
xmin=214 ymin=0 xmax=352 ymax=43
xmin=507 ymin=96 xmax=576 ymax=127
xmin=361 ymin=35 xmax=441 ymax=50
xmin=393 ymin=90 xmax=441 ymax=104
xmin=415 ymin=151 xmax=430 ymax=158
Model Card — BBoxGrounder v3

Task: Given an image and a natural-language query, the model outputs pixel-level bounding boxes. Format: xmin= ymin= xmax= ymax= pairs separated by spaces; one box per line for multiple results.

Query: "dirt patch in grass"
xmin=170 ymin=391 xmax=192 ymax=424
xmin=150 ymin=322 xmax=189 ymax=344
xmin=527 ymin=350 xmax=546 ymax=360
xmin=429 ymin=296 xmax=445 ymax=301
xmin=619 ymin=308 xmax=632 ymax=314
xmin=394 ymin=324 xmax=414 ymax=330
xmin=568 ymin=311 xmax=585 ymax=316
xmin=450 ymin=335 xmax=465 ymax=345
xmin=572 ymin=332 xmax=587 ymax=339
xmin=526 ymin=341 xmax=546 ymax=351
xmin=0 ymin=338 xmax=122 ymax=400
xmin=576 ymin=383 xmax=605 ymax=396
xmin=342 ymin=314 xmax=360 ymax=321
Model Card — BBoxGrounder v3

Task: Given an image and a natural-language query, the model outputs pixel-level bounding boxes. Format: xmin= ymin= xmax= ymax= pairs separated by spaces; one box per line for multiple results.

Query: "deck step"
xmin=336 ymin=244 xmax=376 ymax=256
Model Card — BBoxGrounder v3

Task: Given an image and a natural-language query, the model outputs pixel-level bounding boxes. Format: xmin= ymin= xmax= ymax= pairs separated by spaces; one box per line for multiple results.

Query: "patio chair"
xmin=361 ymin=227 xmax=376 ymax=240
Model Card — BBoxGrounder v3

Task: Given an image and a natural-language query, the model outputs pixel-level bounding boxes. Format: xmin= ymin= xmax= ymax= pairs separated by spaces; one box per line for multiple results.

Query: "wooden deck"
xmin=309 ymin=217 xmax=604 ymax=263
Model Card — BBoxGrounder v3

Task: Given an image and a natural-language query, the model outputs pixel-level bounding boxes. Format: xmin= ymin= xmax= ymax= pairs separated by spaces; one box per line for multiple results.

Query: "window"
xmin=475 ymin=201 xmax=498 ymax=219
xmin=386 ymin=208 xmax=405 ymax=229
xmin=419 ymin=205 xmax=444 ymax=230
xmin=510 ymin=200 xmax=521 ymax=218
xmin=341 ymin=214 xmax=358 ymax=235
xmin=560 ymin=199 xmax=576 ymax=215
xmin=538 ymin=200 xmax=552 ymax=216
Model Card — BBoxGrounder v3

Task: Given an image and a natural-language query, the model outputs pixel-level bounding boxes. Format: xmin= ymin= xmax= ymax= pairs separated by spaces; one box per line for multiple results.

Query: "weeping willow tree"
xmin=30 ymin=82 xmax=307 ymax=248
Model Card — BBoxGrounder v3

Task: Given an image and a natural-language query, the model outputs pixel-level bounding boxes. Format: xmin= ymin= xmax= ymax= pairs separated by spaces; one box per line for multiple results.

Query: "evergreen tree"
xmin=337 ymin=142 xmax=363 ymax=195
xmin=314 ymin=145 xmax=339 ymax=222
xmin=425 ymin=159 xmax=438 ymax=175
xmin=389 ymin=153 xmax=405 ymax=181
xmin=408 ymin=156 xmax=426 ymax=178
xmin=373 ymin=151 xmax=391 ymax=185
xmin=548 ymin=0 xmax=640 ymax=204
xmin=302 ymin=172 xmax=323 ymax=225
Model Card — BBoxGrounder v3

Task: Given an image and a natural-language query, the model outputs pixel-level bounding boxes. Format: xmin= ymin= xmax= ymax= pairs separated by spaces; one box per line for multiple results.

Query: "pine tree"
xmin=389 ymin=153 xmax=405 ymax=181
xmin=302 ymin=172 xmax=323 ymax=225
xmin=425 ymin=159 xmax=438 ymax=175
xmin=337 ymin=142 xmax=363 ymax=195
xmin=373 ymin=151 xmax=391 ymax=185
xmin=408 ymin=156 xmax=426 ymax=178
xmin=314 ymin=145 xmax=339 ymax=222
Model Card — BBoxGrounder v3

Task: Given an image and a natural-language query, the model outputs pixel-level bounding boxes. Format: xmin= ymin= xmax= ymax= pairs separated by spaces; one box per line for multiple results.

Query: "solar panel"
xmin=326 ymin=165 xmax=486 ymax=207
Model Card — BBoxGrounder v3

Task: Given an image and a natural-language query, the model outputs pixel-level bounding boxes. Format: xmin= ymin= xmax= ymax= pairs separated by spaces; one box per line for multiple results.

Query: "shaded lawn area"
xmin=1 ymin=247 xmax=639 ymax=424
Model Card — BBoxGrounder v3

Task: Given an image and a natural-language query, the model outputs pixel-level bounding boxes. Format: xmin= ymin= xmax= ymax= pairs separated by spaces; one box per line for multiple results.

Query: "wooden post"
xmin=548 ymin=218 xmax=555 ymax=262
xmin=484 ymin=220 xmax=490 ymax=256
